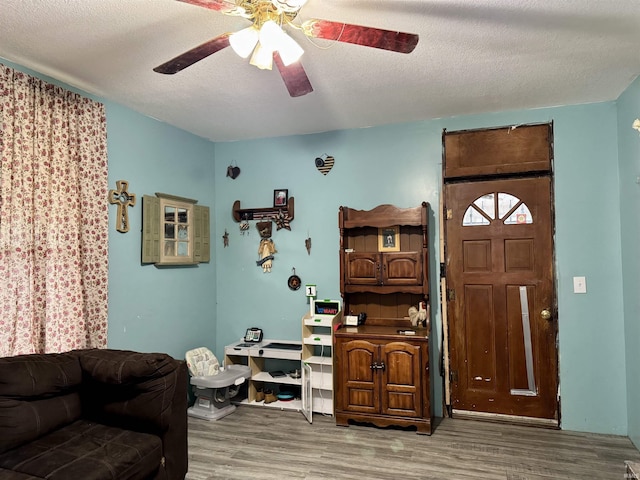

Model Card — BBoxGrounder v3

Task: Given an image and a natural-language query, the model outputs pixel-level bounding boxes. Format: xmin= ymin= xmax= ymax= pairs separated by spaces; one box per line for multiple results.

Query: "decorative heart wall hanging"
xmin=305 ymin=236 xmax=311 ymax=255
xmin=226 ymin=162 xmax=241 ymax=179
xmin=315 ymin=154 xmax=334 ymax=175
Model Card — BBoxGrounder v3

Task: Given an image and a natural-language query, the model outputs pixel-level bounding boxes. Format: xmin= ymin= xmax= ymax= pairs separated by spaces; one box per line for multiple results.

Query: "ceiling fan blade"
xmin=177 ymin=0 xmax=243 ymax=14
xmin=302 ymin=19 xmax=418 ymax=54
xmin=154 ymin=33 xmax=231 ymax=74
xmin=273 ymin=53 xmax=313 ymax=98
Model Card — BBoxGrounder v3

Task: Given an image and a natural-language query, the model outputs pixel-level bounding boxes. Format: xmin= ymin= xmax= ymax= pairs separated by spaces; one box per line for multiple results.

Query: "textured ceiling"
xmin=1 ymin=0 xmax=639 ymax=142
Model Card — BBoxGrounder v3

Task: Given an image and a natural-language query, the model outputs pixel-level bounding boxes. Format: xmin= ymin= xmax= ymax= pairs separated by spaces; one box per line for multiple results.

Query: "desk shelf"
xmin=236 ymin=397 xmax=302 ymax=411
xmin=252 ymin=371 xmax=302 ymax=385
xmin=224 ymin=339 xmax=303 ymax=414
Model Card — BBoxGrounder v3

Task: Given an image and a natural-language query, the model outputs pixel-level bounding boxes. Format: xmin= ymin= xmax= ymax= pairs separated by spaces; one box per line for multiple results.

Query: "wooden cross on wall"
xmin=108 ymin=180 xmax=136 ymax=233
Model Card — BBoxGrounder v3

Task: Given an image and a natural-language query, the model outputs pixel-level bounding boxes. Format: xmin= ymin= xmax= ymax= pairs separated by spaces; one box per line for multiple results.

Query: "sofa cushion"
xmin=0 ymin=419 xmax=163 ymax=480
xmin=0 ymin=353 xmax=83 ymax=455
xmin=0 ymin=467 xmax=42 ymax=479
xmin=0 ymin=393 xmax=82 ymax=454
xmin=0 ymin=352 xmax=81 ymax=398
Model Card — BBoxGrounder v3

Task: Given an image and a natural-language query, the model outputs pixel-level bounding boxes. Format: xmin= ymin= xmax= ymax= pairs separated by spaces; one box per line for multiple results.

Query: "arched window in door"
xmin=462 ymin=192 xmax=533 ymax=226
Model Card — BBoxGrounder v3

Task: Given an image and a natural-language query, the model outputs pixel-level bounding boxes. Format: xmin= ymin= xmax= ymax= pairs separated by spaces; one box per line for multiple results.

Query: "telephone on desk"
xmin=234 ymin=328 xmax=264 ymax=348
xmin=244 ymin=327 xmax=263 ymax=343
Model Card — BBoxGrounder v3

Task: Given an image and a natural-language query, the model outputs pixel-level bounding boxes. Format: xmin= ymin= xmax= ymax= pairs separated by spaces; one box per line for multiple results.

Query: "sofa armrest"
xmin=75 ymin=349 xmax=188 ymax=480
xmin=160 ymin=360 xmax=188 ymax=480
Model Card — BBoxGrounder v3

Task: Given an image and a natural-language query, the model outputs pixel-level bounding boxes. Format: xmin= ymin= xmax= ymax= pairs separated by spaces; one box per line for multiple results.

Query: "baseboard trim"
xmin=452 ymin=409 xmax=559 ymax=428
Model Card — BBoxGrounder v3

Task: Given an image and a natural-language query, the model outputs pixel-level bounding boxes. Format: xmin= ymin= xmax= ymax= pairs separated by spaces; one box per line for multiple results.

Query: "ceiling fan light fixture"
xmin=249 ymin=42 xmax=273 ymax=70
xmin=277 ymin=32 xmax=304 ymax=65
xmin=259 ymin=20 xmax=284 ymax=51
xmin=154 ymin=0 xmax=419 ymax=97
xmin=270 ymin=0 xmax=308 ymax=13
xmin=257 ymin=20 xmax=303 ymax=66
xmin=229 ymin=26 xmax=259 ymax=59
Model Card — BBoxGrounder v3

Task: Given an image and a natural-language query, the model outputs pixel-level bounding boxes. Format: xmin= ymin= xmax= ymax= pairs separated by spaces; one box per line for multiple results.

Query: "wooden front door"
xmin=445 ymin=176 xmax=558 ymax=422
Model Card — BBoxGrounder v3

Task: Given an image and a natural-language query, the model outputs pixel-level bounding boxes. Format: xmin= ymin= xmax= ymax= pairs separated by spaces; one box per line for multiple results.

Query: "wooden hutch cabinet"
xmin=335 ymin=328 xmax=430 ymax=433
xmin=334 ymin=203 xmax=432 ymax=434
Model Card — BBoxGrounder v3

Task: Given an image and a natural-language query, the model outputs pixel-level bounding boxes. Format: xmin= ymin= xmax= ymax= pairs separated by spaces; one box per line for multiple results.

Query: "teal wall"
xmin=213 ymin=103 xmax=627 ymax=433
xmin=2 ymin=56 xmax=634 ymax=437
xmin=436 ymin=104 xmax=626 ymax=433
xmin=212 ymin=122 xmax=440 ymax=345
xmin=105 ymin=103 xmax=217 ymax=360
xmin=617 ymin=75 xmax=640 ymax=449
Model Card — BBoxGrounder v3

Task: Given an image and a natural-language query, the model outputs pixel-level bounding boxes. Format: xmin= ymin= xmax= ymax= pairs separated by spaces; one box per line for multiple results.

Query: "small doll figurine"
xmin=255 ymin=221 xmax=276 ymax=273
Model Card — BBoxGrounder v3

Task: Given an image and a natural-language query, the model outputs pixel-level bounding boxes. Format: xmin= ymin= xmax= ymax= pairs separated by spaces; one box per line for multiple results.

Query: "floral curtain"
xmin=0 ymin=64 xmax=109 ymax=356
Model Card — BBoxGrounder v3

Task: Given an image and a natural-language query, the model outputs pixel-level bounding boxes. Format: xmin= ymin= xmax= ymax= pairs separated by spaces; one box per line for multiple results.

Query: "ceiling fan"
xmin=154 ymin=0 xmax=419 ymax=97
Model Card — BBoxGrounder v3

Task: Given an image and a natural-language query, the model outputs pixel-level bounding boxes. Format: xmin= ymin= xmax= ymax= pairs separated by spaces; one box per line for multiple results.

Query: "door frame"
xmin=440 ymin=124 xmax=560 ymax=427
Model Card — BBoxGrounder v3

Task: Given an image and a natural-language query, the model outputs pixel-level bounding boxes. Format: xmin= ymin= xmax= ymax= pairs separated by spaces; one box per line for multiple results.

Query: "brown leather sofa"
xmin=0 ymin=349 xmax=188 ymax=480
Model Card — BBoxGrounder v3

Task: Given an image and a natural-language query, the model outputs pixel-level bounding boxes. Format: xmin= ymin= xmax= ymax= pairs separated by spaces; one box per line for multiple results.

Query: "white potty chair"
xmin=185 ymin=347 xmax=251 ymax=421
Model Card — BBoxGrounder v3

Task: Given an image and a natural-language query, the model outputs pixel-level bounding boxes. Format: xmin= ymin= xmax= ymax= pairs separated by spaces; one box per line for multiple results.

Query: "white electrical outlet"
xmin=573 ymin=276 xmax=587 ymax=294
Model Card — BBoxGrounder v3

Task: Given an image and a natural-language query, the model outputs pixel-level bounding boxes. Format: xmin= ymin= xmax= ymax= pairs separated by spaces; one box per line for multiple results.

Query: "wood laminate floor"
xmin=185 ymin=406 xmax=640 ymax=480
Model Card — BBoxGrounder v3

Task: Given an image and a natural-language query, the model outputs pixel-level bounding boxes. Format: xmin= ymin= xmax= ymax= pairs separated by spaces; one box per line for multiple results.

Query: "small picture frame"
xmin=273 ymin=189 xmax=288 ymax=207
xmin=378 ymin=226 xmax=400 ymax=252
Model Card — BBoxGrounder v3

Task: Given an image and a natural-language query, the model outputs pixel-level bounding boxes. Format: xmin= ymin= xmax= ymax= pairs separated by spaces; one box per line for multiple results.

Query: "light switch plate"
xmin=573 ymin=276 xmax=587 ymax=294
